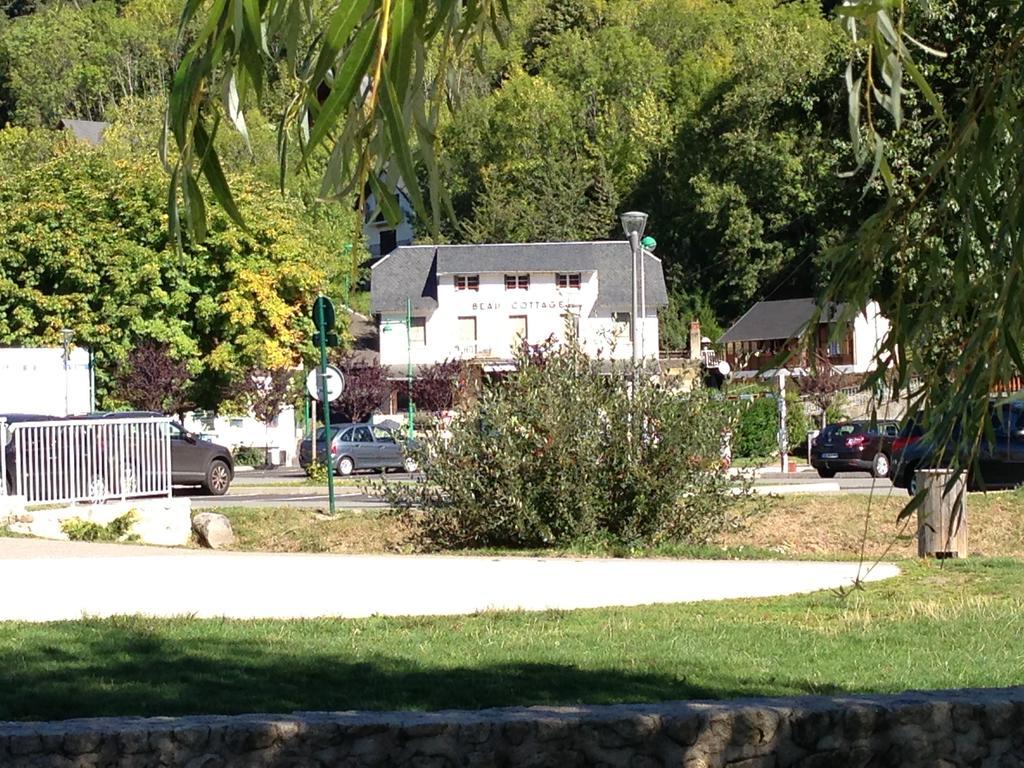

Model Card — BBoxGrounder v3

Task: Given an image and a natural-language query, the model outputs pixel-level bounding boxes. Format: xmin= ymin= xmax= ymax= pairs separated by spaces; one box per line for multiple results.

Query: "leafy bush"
xmin=733 ymin=394 xmax=810 ymax=458
xmin=382 ymin=340 xmax=746 ymax=549
xmin=61 ymin=510 xmax=139 ymax=542
xmin=305 ymin=460 xmax=329 ymax=483
xmin=233 ymin=445 xmax=266 ymax=467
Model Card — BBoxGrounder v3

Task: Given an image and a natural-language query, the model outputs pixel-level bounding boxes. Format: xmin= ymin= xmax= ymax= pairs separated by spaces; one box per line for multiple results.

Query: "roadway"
xmin=186 ymin=467 xmax=906 ymax=511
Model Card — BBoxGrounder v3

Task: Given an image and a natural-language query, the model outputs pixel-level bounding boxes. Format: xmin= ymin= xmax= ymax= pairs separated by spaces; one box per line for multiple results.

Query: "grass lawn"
xmin=0 ymin=558 xmax=1022 ymax=720
xmin=3 ymin=492 xmax=1023 ymax=721
xmin=217 ymin=489 xmax=1024 ymax=560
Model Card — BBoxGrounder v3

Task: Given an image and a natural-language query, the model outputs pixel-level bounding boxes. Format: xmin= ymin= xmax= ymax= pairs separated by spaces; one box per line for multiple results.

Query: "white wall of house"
xmin=379 ymin=271 xmax=659 ymax=367
xmin=851 ymin=301 xmax=890 ymax=372
xmin=364 ymin=189 xmax=415 ymax=257
xmin=0 ymin=347 xmax=92 ymax=416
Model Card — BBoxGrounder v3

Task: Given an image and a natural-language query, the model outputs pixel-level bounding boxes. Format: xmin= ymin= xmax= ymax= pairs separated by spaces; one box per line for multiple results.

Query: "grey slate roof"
xmin=371 ymin=241 xmax=668 ymax=317
xmin=718 ymin=298 xmax=848 ymax=343
xmin=58 ymin=119 xmax=110 ymax=146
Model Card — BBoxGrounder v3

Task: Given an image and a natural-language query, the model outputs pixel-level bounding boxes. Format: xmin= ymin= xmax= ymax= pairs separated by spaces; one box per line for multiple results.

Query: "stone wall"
xmin=1 ymin=687 xmax=1022 ymax=767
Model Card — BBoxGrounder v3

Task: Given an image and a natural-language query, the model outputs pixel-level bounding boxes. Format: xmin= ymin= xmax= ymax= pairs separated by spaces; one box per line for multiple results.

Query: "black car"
xmin=810 ymin=419 xmax=900 ymax=478
xmin=892 ymin=401 xmax=1024 ymax=495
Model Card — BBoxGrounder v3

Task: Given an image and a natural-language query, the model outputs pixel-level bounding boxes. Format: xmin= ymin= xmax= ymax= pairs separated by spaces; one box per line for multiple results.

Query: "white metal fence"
xmin=1 ymin=416 xmax=172 ymax=505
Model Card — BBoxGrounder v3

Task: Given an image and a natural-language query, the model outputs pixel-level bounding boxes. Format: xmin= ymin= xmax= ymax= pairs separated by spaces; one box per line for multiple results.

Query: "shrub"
xmin=305 ymin=460 xmax=329 ymax=483
xmin=61 ymin=510 xmax=139 ymax=542
xmin=233 ymin=445 xmax=266 ymax=466
xmin=733 ymin=394 xmax=810 ymax=458
xmin=382 ymin=340 xmax=746 ymax=549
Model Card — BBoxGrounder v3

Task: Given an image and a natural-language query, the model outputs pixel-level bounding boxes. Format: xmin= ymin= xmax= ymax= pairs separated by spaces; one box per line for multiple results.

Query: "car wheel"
xmin=817 ymin=468 xmax=836 ymax=478
xmin=871 ymin=453 xmax=891 ymax=479
xmin=403 ymin=457 xmax=418 ymax=473
xmin=337 ymin=456 xmax=355 ymax=476
xmin=905 ymin=464 xmax=920 ymax=496
xmin=203 ymin=459 xmax=231 ymax=496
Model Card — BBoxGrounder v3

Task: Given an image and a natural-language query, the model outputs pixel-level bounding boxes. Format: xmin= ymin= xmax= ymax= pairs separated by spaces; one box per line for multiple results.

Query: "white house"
xmin=363 ymin=180 xmax=416 ymax=258
xmin=370 ymin=241 xmax=668 ymax=371
xmin=0 ymin=346 xmax=93 ymax=415
xmin=718 ymin=298 xmax=890 ymax=378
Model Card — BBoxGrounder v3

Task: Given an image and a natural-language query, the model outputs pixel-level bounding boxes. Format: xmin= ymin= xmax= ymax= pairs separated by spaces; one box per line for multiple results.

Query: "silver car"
xmin=299 ymin=422 xmax=417 ymax=476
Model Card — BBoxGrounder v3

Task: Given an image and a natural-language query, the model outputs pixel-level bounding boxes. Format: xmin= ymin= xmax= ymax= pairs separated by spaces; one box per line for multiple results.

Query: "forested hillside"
xmin=0 ymin=0 xmax=985 ymax=404
xmin=434 ymin=0 xmax=875 ymax=339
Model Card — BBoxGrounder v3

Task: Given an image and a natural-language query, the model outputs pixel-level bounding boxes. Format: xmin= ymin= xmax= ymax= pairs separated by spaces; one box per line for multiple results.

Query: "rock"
xmin=192 ymin=512 xmax=235 ymax=549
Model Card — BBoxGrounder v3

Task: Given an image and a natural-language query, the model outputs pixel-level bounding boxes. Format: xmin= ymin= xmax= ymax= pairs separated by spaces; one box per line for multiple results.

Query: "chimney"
xmin=689 ymin=320 xmax=701 ymax=360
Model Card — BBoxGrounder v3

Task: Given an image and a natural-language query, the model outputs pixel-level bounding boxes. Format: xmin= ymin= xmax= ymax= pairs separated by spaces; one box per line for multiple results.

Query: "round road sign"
xmin=306 ymin=365 xmax=345 ymax=402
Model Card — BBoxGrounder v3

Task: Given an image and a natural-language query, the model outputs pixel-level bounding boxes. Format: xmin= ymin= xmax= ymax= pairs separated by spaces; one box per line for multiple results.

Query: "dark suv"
xmin=4 ymin=412 xmax=234 ymax=497
xmin=810 ymin=419 xmax=900 ymax=478
xmin=86 ymin=412 xmax=235 ymax=495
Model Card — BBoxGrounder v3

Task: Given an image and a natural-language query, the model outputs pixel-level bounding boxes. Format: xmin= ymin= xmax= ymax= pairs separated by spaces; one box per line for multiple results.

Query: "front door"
xmin=509 ymin=315 xmax=528 ymax=355
xmin=350 ymin=425 xmax=376 ymax=467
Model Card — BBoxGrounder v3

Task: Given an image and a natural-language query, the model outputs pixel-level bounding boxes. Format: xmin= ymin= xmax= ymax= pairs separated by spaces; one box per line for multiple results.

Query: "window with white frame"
xmin=556 ymin=272 xmax=581 ymax=289
xmin=409 ymin=316 xmax=426 ymax=345
xmin=504 ymin=274 xmax=529 ymax=290
xmin=454 ymin=274 xmax=479 ymax=291
xmin=613 ymin=311 xmax=631 ymax=337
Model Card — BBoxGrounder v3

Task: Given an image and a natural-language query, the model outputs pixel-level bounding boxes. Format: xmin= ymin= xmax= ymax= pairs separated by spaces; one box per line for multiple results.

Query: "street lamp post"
xmin=60 ymin=328 xmax=74 ymax=416
xmin=620 ymin=211 xmax=648 ymax=371
xmin=777 ymin=368 xmax=790 ymax=473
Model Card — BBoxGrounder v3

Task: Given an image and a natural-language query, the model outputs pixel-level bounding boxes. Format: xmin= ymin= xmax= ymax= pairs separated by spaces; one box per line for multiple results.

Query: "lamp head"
xmin=620 ymin=211 xmax=648 ymax=239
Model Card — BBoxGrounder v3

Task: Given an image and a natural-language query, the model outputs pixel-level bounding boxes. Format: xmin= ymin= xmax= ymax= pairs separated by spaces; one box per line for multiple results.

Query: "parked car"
xmin=85 ymin=412 xmax=235 ymax=495
xmin=810 ymin=419 xmax=900 ymax=478
xmin=892 ymin=401 xmax=1024 ymax=495
xmin=299 ymin=422 xmax=417 ymax=475
xmin=4 ymin=411 xmax=234 ymax=497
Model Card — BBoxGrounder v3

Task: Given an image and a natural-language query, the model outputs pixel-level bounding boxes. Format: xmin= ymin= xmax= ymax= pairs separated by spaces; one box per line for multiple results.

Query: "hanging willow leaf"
xmin=166 ymin=0 xmax=507 ymax=238
xmin=829 ymin=1 xmax=1024 ymax=509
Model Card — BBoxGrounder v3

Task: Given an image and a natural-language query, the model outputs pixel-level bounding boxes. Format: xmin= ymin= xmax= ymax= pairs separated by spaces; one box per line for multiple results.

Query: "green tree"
xmin=165 ymin=0 xmax=506 ymax=239
xmin=630 ymin=0 xmax=858 ymax=320
xmin=0 ymin=128 xmax=351 ymax=409
xmin=0 ymin=0 xmax=180 ymax=126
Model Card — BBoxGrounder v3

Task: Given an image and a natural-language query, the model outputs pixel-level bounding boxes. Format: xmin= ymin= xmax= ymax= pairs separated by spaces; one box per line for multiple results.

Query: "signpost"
xmin=313 ymin=295 xmax=341 ymax=515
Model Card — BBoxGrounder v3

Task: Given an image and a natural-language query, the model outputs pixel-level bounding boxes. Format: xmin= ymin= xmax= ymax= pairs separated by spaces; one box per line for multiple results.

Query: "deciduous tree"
xmin=329 ymin=354 xmax=393 ymax=423
xmin=114 ymin=339 xmax=193 ymax=416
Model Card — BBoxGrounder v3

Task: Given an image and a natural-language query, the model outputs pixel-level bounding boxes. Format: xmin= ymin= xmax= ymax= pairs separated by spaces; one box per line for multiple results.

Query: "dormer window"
xmin=556 ymin=273 xmax=581 ymax=289
xmin=504 ymin=274 xmax=529 ymax=290
xmin=454 ymin=274 xmax=479 ymax=291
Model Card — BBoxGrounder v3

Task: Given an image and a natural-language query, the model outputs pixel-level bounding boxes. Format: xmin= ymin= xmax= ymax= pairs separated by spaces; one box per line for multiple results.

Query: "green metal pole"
xmin=316 ymin=296 xmax=337 ymax=516
xmin=407 ymin=297 xmax=414 ymax=442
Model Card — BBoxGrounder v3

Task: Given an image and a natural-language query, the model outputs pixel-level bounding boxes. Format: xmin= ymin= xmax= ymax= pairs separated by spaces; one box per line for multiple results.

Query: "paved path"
xmin=0 ymin=538 xmax=899 ymax=623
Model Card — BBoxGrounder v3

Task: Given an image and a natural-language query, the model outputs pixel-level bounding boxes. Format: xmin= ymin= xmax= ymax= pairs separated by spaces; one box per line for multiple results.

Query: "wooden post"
xmin=916 ymin=469 xmax=968 ymax=558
